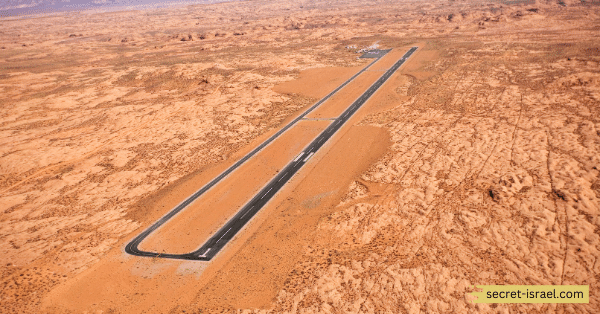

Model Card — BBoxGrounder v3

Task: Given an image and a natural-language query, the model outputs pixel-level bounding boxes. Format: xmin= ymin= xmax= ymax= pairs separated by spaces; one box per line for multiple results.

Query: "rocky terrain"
xmin=1 ymin=0 xmax=599 ymax=313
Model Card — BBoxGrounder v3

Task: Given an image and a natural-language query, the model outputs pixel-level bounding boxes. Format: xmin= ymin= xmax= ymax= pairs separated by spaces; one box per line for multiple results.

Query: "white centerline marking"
xmin=240 ymin=205 xmax=254 ymax=219
xmin=218 ymin=228 xmax=231 ymax=242
xmin=261 ymin=187 xmax=273 ymax=199
xmin=303 ymin=152 xmax=315 ymax=162
xmin=293 ymin=152 xmax=305 ymax=162
xmin=278 ymin=172 xmax=287 ymax=182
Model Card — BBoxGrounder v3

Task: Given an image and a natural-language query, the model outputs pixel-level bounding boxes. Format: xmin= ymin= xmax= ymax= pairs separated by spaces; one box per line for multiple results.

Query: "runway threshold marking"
xmin=124 ymin=46 xmax=418 ymax=261
xmin=293 ymin=152 xmax=305 ymax=162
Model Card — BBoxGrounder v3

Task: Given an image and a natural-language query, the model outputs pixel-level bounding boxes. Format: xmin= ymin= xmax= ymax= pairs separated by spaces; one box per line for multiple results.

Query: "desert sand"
xmin=1 ymin=0 xmax=599 ymax=313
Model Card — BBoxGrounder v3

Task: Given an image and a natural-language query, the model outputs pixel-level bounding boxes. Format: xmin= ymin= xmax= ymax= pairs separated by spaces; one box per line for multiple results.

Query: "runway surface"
xmin=125 ymin=46 xmax=418 ymax=261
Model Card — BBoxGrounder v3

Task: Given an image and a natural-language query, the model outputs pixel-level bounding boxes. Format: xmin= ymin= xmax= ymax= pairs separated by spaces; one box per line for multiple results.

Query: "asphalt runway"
xmin=125 ymin=46 xmax=418 ymax=261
